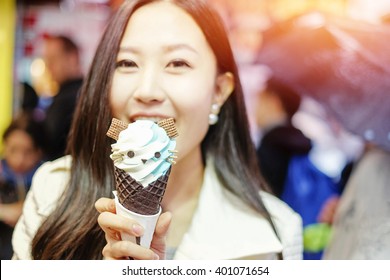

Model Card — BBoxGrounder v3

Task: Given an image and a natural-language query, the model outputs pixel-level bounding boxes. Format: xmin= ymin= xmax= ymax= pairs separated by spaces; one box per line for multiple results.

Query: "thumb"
xmin=151 ymin=211 xmax=172 ymax=259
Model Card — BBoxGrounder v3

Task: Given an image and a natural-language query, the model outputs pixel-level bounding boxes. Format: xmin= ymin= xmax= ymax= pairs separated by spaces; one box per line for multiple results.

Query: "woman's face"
xmin=110 ymin=2 xmax=230 ymax=163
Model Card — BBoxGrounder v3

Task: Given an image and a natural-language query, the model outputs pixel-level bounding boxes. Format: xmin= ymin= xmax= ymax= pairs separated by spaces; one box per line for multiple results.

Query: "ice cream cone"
xmin=114 ymin=166 xmax=171 ymax=215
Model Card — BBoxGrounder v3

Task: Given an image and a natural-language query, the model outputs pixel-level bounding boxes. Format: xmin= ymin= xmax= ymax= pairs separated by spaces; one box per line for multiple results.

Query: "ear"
xmin=214 ymin=72 xmax=234 ymax=106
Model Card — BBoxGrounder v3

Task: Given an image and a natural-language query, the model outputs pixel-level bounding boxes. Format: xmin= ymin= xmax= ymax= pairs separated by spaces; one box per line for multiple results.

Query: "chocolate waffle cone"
xmin=114 ymin=166 xmax=171 ymax=215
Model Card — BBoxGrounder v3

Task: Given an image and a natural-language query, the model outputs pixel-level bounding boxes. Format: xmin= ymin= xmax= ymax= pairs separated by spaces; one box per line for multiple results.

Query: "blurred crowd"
xmin=1 ymin=34 xmax=82 ymax=259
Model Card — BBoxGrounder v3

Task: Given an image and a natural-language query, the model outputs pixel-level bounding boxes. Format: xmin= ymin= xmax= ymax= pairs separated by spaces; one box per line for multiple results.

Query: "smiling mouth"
xmin=131 ymin=116 xmax=175 ymax=123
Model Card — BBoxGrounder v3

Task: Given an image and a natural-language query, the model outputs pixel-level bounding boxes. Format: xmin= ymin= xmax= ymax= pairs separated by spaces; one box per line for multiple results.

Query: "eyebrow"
xmin=118 ymin=46 xmax=140 ymax=54
xmin=119 ymin=44 xmax=199 ymax=55
xmin=162 ymin=44 xmax=199 ymax=55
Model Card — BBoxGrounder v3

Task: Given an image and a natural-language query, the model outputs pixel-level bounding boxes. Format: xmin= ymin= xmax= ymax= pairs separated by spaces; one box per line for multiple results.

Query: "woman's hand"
xmin=95 ymin=197 xmax=171 ymax=260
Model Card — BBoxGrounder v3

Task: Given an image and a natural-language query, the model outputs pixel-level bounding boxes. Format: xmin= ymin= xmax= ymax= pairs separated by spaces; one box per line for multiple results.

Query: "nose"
xmin=133 ymin=67 xmax=165 ymax=104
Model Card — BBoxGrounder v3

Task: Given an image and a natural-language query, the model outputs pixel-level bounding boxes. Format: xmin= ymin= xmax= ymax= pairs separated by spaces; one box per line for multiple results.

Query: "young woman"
xmin=12 ymin=0 xmax=302 ymax=260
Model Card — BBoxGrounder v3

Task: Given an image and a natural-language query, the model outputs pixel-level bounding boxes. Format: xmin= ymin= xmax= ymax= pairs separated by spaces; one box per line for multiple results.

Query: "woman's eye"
xmin=115 ymin=60 xmax=138 ymax=71
xmin=166 ymin=60 xmax=191 ymax=68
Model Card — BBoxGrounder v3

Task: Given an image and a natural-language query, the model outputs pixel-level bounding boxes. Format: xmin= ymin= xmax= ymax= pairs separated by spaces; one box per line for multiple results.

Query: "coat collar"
xmin=173 ymin=159 xmax=282 ymax=259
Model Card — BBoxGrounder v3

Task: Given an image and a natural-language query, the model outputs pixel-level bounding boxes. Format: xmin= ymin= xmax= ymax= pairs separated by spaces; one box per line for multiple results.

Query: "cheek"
xmin=167 ymin=77 xmax=214 ymax=159
xmin=166 ymin=70 xmax=215 ymax=115
xmin=110 ymin=73 xmax=132 ymax=118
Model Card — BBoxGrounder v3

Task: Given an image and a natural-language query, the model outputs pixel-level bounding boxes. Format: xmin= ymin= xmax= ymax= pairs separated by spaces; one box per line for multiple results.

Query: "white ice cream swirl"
xmin=110 ymin=120 xmax=176 ymax=187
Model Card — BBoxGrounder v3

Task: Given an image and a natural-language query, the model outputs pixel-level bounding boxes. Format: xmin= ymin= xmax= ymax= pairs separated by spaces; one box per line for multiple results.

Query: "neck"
xmin=162 ymin=147 xmax=204 ymax=213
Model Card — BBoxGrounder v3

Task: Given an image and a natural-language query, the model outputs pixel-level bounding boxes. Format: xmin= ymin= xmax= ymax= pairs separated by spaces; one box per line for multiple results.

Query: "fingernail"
xmin=132 ymin=224 xmax=144 ymax=236
xmin=154 ymin=253 xmax=159 ymax=260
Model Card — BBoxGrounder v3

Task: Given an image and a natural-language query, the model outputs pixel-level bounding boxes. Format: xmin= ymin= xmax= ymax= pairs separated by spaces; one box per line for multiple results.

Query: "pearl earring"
xmin=208 ymin=103 xmax=220 ymax=125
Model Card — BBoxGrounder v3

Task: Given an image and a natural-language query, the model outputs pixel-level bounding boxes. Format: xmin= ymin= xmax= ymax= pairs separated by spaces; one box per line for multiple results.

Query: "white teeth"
xmin=133 ymin=117 xmax=167 ymax=123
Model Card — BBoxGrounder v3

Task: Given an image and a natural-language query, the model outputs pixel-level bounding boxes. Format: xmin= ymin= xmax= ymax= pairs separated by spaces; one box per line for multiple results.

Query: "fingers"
xmin=155 ymin=211 xmax=172 ymax=238
xmin=97 ymin=211 xmax=144 ymax=239
xmin=95 ymin=197 xmax=169 ymax=260
xmin=102 ymin=241 xmax=159 ymax=260
xmin=95 ymin=197 xmax=116 ymax=214
xmin=98 ymin=210 xmax=152 ymax=260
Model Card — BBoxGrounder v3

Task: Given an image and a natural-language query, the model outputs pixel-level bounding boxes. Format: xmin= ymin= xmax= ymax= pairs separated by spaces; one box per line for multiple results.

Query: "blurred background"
xmin=1 ymin=0 xmax=389 ymax=175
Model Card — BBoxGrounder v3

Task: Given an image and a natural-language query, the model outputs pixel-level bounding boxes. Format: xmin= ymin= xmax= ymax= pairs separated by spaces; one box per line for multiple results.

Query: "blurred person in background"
xmin=255 ymin=77 xmax=312 ymax=198
xmin=20 ymin=82 xmax=39 ymax=113
xmin=0 ymin=112 xmax=45 ymax=259
xmin=255 ymin=77 xmax=340 ymax=259
xmin=42 ymin=34 xmax=83 ymax=161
